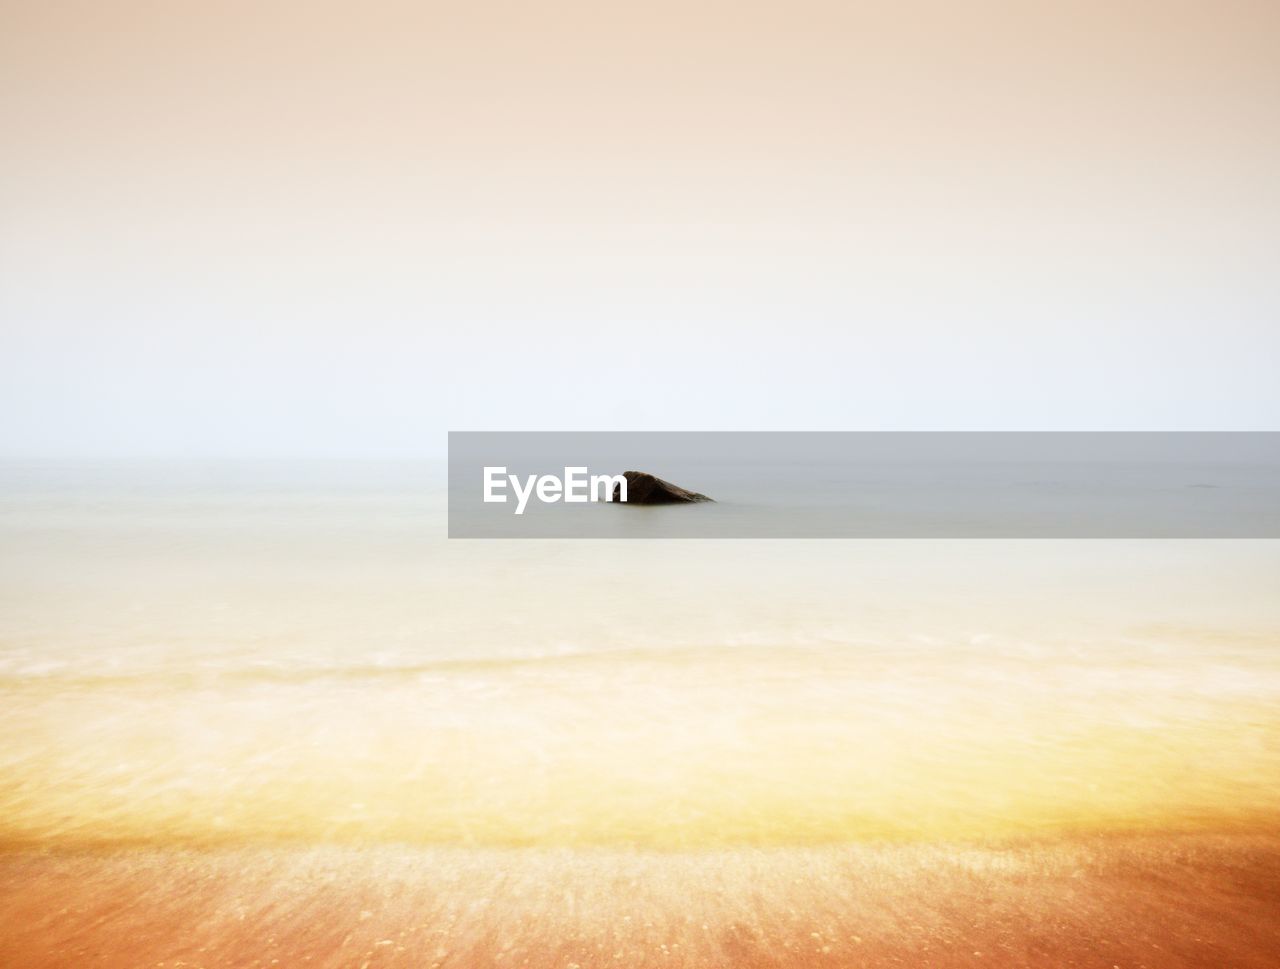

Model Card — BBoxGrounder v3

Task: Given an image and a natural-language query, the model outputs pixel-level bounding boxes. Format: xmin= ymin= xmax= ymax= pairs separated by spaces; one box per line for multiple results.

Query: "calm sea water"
xmin=448 ymin=432 xmax=1280 ymax=537
xmin=2 ymin=461 xmax=1279 ymax=847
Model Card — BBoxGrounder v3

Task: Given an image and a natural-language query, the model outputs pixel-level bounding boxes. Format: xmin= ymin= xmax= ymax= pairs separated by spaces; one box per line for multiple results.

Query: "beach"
xmin=5 ymin=835 xmax=1280 ymax=968
xmin=7 ymin=0 xmax=1280 ymax=961
xmin=2 ymin=462 xmax=1278 ymax=966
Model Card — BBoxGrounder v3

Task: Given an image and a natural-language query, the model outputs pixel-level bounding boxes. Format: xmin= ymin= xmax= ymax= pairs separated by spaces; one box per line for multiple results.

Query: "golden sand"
xmin=4 ymin=834 xmax=1279 ymax=968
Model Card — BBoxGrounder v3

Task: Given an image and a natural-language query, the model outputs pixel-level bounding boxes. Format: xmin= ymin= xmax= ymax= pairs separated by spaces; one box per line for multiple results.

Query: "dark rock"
xmin=612 ymin=471 xmax=713 ymax=505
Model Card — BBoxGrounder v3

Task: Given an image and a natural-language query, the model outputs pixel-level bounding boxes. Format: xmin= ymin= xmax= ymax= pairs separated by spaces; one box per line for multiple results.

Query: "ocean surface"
xmin=2 ymin=460 xmax=1279 ymax=848
xmin=448 ymin=432 xmax=1280 ymax=537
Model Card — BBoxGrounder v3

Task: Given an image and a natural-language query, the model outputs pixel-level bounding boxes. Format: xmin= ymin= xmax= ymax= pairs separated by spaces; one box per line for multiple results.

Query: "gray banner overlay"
xmin=448 ymin=432 xmax=1280 ymax=538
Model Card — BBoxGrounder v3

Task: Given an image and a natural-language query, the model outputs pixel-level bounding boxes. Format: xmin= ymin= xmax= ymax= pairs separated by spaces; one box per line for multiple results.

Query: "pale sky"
xmin=2 ymin=0 xmax=1278 ymax=457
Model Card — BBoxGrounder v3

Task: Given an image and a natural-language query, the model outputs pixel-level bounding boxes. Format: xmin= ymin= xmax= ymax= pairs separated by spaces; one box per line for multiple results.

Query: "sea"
xmin=2 ymin=460 xmax=1278 ymax=849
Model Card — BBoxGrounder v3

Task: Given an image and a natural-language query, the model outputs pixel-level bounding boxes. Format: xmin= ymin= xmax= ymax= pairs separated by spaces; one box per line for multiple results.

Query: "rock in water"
xmin=612 ymin=471 xmax=713 ymax=505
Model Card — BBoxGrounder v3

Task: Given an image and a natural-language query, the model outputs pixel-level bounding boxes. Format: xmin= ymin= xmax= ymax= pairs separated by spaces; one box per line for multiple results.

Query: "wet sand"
xmin=3 ymin=832 xmax=1279 ymax=969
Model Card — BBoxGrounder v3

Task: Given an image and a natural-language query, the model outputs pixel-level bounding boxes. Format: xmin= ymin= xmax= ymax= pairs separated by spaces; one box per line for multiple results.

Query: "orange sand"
xmin=3 ymin=832 xmax=1279 ymax=969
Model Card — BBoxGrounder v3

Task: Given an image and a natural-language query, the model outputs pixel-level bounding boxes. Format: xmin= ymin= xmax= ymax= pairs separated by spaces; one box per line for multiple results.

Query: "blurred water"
xmin=448 ymin=432 xmax=1280 ymax=537
xmin=1 ymin=461 xmax=1279 ymax=847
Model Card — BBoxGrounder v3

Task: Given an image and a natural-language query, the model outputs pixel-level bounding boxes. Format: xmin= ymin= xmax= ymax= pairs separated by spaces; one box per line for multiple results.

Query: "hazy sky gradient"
xmin=2 ymin=0 xmax=1278 ymax=456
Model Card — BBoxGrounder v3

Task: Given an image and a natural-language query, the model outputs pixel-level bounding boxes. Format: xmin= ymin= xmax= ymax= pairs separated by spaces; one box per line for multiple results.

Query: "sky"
xmin=2 ymin=0 xmax=1278 ymax=457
